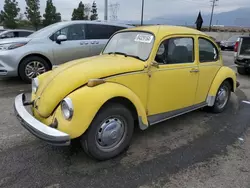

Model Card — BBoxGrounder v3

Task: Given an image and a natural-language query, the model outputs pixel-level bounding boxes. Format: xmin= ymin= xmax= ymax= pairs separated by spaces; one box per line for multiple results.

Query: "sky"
xmin=0 ymin=0 xmax=249 ymax=21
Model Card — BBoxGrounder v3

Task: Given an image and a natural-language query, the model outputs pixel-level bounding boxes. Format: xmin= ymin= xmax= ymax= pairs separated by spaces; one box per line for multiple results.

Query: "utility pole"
xmin=104 ymin=0 xmax=108 ymax=20
xmin=141 ymin=0 xmax=144 ymax=26
xmin=209 ymin=0 xmax=218 ymax=31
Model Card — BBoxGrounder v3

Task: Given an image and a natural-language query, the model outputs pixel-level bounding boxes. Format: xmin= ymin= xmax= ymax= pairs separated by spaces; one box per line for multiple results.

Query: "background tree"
xmin=71 ymin=1 xmax=88 ymax=20
xmin=0 ymin=0 xmax=20 ymax=29
xmin=43 ymin=0 xmax=61 ymax=26
xmin=25 ymin=0 xmax=41 ymax=30
xmin=90 ymin=1 xmax=98 ymax=20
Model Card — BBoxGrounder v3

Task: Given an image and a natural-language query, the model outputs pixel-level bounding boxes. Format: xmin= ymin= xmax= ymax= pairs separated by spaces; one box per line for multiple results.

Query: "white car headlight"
xmin=61 ymin=97 xmax=74 ymax=120
xmin=32 ymin=78 xmax=39 ymax=93
xmin=0 ymin=42 xmax=27 ymax=50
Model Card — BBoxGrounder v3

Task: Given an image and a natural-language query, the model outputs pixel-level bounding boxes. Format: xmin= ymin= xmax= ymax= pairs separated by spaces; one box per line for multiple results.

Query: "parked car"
xmin=0 ymin=21 xmax=132 ymax=83
xmin=0 ymin=29 xmax=6 ymax=33
xmin=0 ymin=29 xmax=34 ymax=39
xmin=220 ymin=35 xmax=241 ymax=51
xmin=234 ymin=36 xmax=250 ymax=75
xmin=14 ymin=25 xmax=239 ymax=161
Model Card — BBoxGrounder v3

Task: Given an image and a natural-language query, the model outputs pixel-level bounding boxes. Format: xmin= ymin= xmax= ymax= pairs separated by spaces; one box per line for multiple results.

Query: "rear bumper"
xmin=14 ymin=93 xmax=70 ymax=146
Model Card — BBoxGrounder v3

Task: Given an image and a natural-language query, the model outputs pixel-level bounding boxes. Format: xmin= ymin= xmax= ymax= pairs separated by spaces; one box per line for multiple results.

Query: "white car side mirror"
xmin=56 ymin=35 xmax=67 ymax=44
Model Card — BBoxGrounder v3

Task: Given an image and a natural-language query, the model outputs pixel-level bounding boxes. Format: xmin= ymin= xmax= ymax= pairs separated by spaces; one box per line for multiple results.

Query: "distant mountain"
xmin=122 ymin=7 xmax=250 ymax=27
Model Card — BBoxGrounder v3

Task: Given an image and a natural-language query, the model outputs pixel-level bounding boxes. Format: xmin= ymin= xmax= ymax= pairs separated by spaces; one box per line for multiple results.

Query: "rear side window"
xmin=199 ymin=38 xmax=219 ymax=62
xmin=85 ymin=24 xmax=126 ymax=40
xmin=240 ymin=38 xmax=250 ymax=55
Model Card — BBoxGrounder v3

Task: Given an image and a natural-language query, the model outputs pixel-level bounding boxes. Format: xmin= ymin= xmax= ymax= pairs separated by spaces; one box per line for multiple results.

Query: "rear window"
xmin=240 ymin=38 xmax=250 ymax=55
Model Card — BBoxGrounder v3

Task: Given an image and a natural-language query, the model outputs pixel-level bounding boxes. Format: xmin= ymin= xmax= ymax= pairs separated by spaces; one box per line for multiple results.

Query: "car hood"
xmin=35 ymin=54 xmax=145 ymax=118
xmin=0 ymin=37 xmax=31 ymax=44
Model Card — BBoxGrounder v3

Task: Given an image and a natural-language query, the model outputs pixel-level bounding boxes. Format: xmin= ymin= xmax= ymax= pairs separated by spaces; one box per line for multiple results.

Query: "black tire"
xmin=221 ymin=47 xmax=225 ymax=51
xmin=237 ymin=67 xmax=247 ymax=75
xmin=19 ymin=56 xmax=51 ymax=84
xmin=81 ymin=103 xmax=134 ymax=161
xmin=208 ymin=81 xmax=231 ymax=113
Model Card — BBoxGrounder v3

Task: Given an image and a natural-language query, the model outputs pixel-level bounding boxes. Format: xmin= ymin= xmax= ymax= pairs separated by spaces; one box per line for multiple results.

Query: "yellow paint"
xmin=53 ymin=83 xmax=148 ymax=139
xmin=30 ymin=25 xmax=237 ymax=139
xmin=208 ymin=66 xmax=237 ymax=96
xmin=34 ymin=55 xmax=145 ymax=118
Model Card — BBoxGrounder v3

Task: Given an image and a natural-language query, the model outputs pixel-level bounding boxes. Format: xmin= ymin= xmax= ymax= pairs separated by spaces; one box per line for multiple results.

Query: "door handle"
xmin=95 ymin=41 xmax=99 ymax=44
xmin=190 ymin=68 xmax=199 ymax=73
xmin=80 ymin=42 xmax=88 ymax=45
xmin=91 ymin=41 xmax=95 ymax=44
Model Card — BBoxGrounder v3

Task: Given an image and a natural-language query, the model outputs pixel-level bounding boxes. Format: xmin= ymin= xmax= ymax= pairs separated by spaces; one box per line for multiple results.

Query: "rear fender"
xmin=206 ymin=66 xmax=237 ymax=106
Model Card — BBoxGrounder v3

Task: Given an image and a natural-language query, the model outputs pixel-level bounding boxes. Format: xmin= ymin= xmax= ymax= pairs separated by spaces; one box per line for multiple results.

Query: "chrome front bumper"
xmin=14 ymin=93 xmax=70 ymax=146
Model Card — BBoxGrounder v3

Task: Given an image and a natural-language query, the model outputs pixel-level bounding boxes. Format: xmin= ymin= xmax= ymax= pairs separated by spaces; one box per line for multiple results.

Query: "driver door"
xmin=146 ymin=36 xmax=200 ymax=124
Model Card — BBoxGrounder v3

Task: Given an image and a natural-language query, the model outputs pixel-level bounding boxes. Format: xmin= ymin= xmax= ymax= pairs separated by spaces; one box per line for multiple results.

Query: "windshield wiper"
xmin=126 ymin=54 xmax=143 ymax=61
xmin=108 ymin=52 xmax=143 ymax=61
xmin=108 ymin=52 xmax=128 ymax=57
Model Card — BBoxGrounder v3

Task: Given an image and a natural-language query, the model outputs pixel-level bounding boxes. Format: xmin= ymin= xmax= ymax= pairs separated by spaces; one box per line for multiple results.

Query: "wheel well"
xmin=224 ymin=78 xmax=234 ymax=92
xmin=18 ymin=54 xmax=52 ymax=75
xmin=101 ymin=97 xmax=139 ymax=122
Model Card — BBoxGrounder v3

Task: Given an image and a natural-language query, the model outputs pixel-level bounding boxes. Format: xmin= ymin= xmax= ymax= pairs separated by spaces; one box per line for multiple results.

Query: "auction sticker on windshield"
xmin=135 ymin=34 xmax=153 ymax=43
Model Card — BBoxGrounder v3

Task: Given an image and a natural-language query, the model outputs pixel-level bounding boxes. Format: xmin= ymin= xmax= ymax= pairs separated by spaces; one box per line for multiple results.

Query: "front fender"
xmin=54 ymin=82 xmax=148 ymax=139
xmin=206 ymin=66 xmax=236 ymax=106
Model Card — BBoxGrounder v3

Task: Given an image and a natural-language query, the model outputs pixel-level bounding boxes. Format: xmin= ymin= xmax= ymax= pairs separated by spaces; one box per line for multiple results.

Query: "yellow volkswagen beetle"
xmin=14 ymin=25 xmax=239 ymax=160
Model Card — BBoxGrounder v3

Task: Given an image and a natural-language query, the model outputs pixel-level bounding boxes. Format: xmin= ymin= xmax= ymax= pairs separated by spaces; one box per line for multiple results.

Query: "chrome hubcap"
xmin=96 ymin=117 xmax=126 ymax=152
xmin=25 ymin=61 xmax=46 ymax=79
xmin=216 ymin=86 xmax=229 ymax=109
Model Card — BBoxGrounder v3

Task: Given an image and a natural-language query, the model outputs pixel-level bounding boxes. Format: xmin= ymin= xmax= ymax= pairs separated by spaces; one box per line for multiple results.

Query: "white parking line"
xmin=242 ymin=100 xmax=250 ymax=105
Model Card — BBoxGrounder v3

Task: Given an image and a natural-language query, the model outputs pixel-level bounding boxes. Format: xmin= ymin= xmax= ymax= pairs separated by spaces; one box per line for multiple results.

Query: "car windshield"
xmin=102 ymin=31 xmax=155 ymax=61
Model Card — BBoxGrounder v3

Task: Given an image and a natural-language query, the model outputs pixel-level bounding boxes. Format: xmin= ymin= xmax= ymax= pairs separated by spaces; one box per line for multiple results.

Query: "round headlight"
xmin=32 ymin=78 xmax=39 ymax=93
xmin=61 ymin=97 xmax=74 ymax=120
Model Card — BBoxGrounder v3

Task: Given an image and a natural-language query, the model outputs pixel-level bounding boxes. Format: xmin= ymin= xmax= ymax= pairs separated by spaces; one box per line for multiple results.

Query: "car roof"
xmin=123 ymin=25 xmax=206 ymax=36
xmin=57 ymin=20 xmax=133 ymax=28
xmin=1 ymin=29 xmax=34 ymax=34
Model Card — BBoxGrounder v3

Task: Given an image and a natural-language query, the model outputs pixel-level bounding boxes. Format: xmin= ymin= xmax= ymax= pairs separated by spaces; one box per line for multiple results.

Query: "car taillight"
xmin=234 ymin=41 xmax=239 ymax=52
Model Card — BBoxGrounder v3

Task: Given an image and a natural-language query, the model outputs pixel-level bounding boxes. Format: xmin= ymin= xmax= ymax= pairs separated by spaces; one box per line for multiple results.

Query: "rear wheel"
xmin=208 ymin=81 xmax=231 ymax=113
xmin=237 ymin=67 xmax=247 ymax=75
xmin=81 ymin=103 xmax=134 ymax=161
xmin=19 ymin=56 xmax=51 ymax=83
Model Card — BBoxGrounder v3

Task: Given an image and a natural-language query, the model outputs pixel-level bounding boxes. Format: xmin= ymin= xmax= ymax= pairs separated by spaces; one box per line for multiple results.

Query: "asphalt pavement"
xmin=1 ymin=51 xmax=250 ymax=188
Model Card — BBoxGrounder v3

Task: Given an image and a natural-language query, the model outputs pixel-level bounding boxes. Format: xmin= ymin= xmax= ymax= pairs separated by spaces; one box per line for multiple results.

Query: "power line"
xmin=109 ymin=2 xmax=120 ymax=21
xmin=209 ymin=0 xmax=219 ymax=31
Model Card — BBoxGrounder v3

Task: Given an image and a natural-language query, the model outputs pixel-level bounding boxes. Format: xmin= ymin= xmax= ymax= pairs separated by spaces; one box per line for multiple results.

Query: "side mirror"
xmin=56 ymin=35 xmax=67 ymax=44
xmin=151 ymin=61 xmax=159 ymax=68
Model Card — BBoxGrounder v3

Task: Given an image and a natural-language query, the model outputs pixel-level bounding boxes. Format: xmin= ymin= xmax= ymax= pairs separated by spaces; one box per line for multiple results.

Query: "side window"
xmin=5 ymin=32 xmax=14 ymax=38
xmin=19 ymin=31 xmax=32 ymax=37
xmin=85 ymin=24 xmax=126 ymax=40
xmin=13 ymin=32 xmax=19 ymax=37
xmin=155 ymin=37 xmax=194 ymax=64
xmin=50 ymin=24 xmax=85 ymax=41
xmin=199 ymin=38 xmax=219 ymax=62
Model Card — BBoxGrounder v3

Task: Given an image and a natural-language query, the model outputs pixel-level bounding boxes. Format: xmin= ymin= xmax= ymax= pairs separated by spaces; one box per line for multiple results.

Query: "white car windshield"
xmin=103 ymin=31 xmax=155 ymax=61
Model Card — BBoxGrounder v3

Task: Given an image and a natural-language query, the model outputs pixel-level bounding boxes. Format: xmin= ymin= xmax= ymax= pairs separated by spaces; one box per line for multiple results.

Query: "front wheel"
xmin=208 ymin=81 xmax=231 ymax=113
xmin=81 ymin=103 xmax=134 ymax=161
xmin=19 ymin=56 xmax=51 ymax=83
